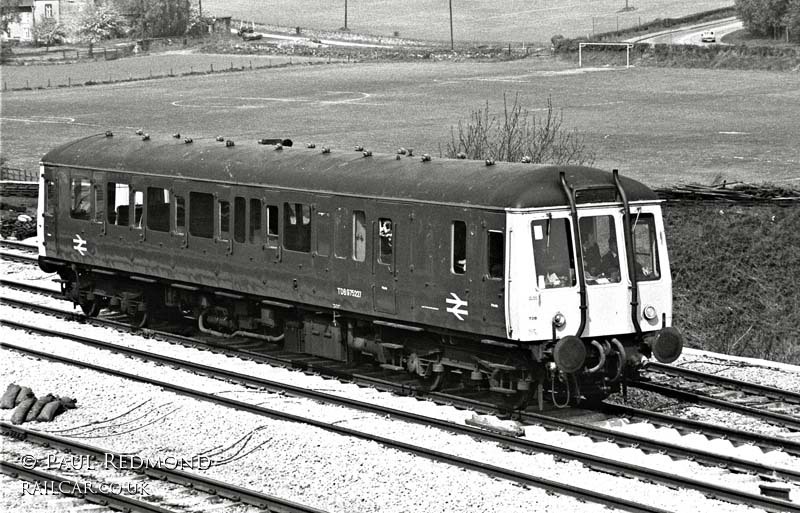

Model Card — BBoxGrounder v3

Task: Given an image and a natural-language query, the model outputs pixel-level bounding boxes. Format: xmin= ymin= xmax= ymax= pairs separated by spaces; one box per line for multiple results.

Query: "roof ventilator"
xmin=105 ymin=131 xmax=113 ymax=137
xmin=184 ymin=138 xmax=193 ymax=144
xmin=362 ymin=150 xmax=372 ymax=157
xmin=216 ymin=136 xmax=225 ymax=142
xmin=225 ymin=139 xmax=235 ymax=147
xmin=485 ymin=158 xmax=495 ymax=166
xmin=142 ymin=134 xmax=150 ymax=141
xmin=421 ymin=154 xmax=431 ymax=162
xmin=321 ymin=147 xmax=331 ymax=154
xmin=172 ymin=133 xmax=181 ymax=138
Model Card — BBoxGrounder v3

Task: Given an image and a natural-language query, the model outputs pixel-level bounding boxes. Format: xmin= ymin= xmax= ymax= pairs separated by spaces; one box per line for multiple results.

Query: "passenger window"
xmin=249 ymin=199 xmax=262 ymax=243
xmin=633 ymin=213 xmax=661 ymax=281
xmin=283 ymin=202 xmax=311 ymax=252
xmin=532 ymin=218 xmax=576 ymax=289
xmin=174 ymin=195 xmax=186 ymax=235
xmin=266 ymin=205 xmax=279 ymax=247
xmin=132 ymin=189 xmax=144 ymax=229
xmin=70 ymin=178 xmax=91 ymax=220
xmin=452 ymin=221 xmax=466 ymax=274
xmin=378 ymin=218 xmax=393 ymax=265
xmin=146 ymin=187 xmax=170 ymax=232
xmin=353 ymin=210 xmax=366 ymax=262
xmin=579 ymin=215 xmax=621 ymax=285
xmin=218 ymin=200 xmax=230 ymax=241
xmin=45 ymin=180 xmax=57 ymax=216
xmin=189 ymin=192 xmax=213 ymax=238
xmin=487 ymin=230 xmax=504 ymax=279
xmin=333 ymin=208 xmax=349 ymax=259
xmin=234 ymin=196 xmax=246 ymax=243
xmin=316 ymin=210 xmax=331 ymax=257
xmin=93 ymin=184 xmax=104 ymax=223
xmin=107 ymin=182 xmax=129 ymax=226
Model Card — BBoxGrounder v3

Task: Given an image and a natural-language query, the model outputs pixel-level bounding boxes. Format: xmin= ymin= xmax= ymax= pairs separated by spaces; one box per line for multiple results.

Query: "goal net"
xmin=578 ymin=43 xmax=633 ymax=68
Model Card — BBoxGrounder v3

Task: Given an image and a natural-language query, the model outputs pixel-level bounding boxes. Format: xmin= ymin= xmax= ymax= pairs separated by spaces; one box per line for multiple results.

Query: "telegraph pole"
xmin=449 ymin=0 xmax=453 ymax=50
xmin=344 ymin=0 xmax=348 ymax=30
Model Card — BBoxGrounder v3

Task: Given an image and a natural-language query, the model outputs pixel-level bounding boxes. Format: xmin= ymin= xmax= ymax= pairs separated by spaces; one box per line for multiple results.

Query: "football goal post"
xmin=578 ymin=42 xmax=634 ymax=68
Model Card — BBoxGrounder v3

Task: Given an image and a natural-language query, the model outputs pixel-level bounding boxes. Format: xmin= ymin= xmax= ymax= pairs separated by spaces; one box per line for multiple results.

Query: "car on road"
xmin=701 ymin=30 xmax=716 ymax=43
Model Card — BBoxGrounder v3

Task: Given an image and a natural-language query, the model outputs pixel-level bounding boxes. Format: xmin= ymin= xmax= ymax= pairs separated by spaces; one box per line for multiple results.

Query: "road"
xmin=627 ymin=17 xmax=743 ymax=45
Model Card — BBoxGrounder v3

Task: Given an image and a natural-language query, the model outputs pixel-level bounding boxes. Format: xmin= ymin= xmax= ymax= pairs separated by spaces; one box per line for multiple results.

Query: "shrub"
xmin=445 ymin=94 xmax=595 ymax=166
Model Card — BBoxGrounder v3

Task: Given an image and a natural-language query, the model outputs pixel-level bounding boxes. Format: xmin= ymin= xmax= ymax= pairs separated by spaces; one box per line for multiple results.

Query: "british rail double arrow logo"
xmin=446 ymin=292 xmax=468 ymax=321
xmin=73 ymin=234 xmax=87 ymax=256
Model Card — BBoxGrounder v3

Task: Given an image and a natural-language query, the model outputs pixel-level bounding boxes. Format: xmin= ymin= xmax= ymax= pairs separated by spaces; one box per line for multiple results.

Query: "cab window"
xmin=579 ymin=215 xmax=621 ymax=285
xmin=70 ymin=178 xmax=91 ymax=220
xmin=633 ymin=212 xmax=661 ymax=281
xmin=532 ymin=217 xmax=575 ymax=289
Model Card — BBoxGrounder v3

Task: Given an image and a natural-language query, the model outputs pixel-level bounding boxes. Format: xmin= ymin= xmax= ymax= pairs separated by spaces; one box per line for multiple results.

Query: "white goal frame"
xmin=578 ymin=42 xmax=633 ymax=68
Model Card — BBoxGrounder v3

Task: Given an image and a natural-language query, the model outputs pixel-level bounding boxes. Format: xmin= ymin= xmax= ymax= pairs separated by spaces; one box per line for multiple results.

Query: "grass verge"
xmin=664 ymin=200 xmax=800 ymax=364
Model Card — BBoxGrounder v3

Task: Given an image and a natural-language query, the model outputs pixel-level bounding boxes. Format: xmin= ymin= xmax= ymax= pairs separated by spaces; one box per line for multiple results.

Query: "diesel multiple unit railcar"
xmin=37 ymin=132 xmax=683 ymax=408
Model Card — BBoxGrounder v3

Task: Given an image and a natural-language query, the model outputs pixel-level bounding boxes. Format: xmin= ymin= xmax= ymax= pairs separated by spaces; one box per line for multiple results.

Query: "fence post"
xmin=210 ymin=63 xmax=214 ymax=72
xmin=48 ymin=79 xmax=51 ymax=88
xmin=68 ymin=77 xmax=71 ymax=87
xmin=250 ymin=60 xmax=252 ymax=69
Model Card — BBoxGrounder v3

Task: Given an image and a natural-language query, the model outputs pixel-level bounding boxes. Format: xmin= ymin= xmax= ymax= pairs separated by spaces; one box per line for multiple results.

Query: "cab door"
xmin=39 ymin=168 xmax=59 ymax=258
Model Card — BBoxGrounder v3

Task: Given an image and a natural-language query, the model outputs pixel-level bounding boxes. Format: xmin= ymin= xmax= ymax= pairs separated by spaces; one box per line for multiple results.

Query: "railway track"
xmin=637 ymin=362 xmax=800 ymax=432
xmin=0 ymin=239 xmax=37 ymax=252
xmin=3 ymin=280 xmax=800 ymax=460
xmin=1 ymin=461 xmax=173 ymax=513
xmin=0 ymin=250 xmax=38 ymax=264
xmin=1 ymin=423 xmax=326 ymax=513
xmin=2 ymin=307 xmax=799 ymax=511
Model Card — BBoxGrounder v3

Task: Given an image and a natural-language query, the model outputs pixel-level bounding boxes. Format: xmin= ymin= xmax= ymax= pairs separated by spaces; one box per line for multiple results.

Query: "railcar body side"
xmin=38 ymin=133 xmax=683 ymax=406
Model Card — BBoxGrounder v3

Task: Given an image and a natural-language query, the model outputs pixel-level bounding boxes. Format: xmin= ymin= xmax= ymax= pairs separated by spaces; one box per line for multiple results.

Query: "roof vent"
xmin=307 ymin=143 xmax=316 ymax=148
xmin=274 ymin=143 xmax=283 ymax=151
xmin=521 ymin=156 xmax=532 ymax=163
xmin=421 ymin=154 xmax=431 ymax=162
xmin=354 ymin=145 xmax=364 ymax=152
xmin=456 ymin=152 xmax=466 ymax=159
xmin=397 ymin=148 xmax=407 ymax=155
xmin=485 ymin=158 xmax=495 ymax=166
xmin=362 ymin=150 xmax=372 ymax=157
xmin=321 ymin=147 xmax=331 ymax=154
xmin=184 ymin=138 xmax=193 ymax=144
xmin=172 ymin=133 xmax=181 ymax=138
xmin=406 ymin=148 xmax=414 ymax=157
xmin=135 ymin=129 xmax=144 ymax=135
xmin=226 ymin=139 xmax=235 ymax=147
xmin=142 ymin=134 xmax=150 ymax=141
xmin=216 ymin=136 xmax=225 ymax=142
xmin=105 ymin=131 xmax=113 ymax=137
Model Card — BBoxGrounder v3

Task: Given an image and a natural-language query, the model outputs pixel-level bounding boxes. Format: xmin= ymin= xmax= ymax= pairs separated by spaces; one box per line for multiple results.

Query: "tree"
xmin=115 ymin=0 xmax=191 ymax=38
xmin=784 ymin=0 xmax=800 ymax=41
xmin=446 ymin=94 xmax=596 ymax=166
xmin=1 ymin=0 xmax=21 ymax=37
xmin=734 ymin=0 xmax=798 ymax=39
xmin=33 ymin=17 xmax=67 ymax=47
xmin=77 ymin=4 xmax=128 ymax=43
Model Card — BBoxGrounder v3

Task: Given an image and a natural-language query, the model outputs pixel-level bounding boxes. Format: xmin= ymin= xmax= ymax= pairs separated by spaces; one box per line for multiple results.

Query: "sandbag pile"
xmin=1 ymin=383 xmax=77 ymax=425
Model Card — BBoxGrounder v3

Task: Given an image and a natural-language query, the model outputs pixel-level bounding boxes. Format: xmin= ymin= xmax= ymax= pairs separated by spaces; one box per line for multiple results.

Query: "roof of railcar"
xmin=41 ymin=133 xmax=658 ymax=210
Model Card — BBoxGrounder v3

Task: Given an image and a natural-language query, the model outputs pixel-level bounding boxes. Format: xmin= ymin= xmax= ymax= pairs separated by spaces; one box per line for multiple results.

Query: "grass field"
xmin=0 ymin=53 xmax=326 ymax=90
xmin=2 ymin=58 xmax=798 ymax=186
xmin=204 ymin=0 xmax=734 ymax=43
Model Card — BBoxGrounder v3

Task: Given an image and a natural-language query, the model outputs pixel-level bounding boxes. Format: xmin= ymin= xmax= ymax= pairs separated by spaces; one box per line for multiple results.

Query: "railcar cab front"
xmin=504 ymin=170 xmax=682 ymax=401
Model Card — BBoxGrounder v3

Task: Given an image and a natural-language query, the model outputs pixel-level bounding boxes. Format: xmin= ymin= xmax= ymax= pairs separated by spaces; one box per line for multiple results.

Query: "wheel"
xmin=79 ymin=298 xmax=102 ymax=317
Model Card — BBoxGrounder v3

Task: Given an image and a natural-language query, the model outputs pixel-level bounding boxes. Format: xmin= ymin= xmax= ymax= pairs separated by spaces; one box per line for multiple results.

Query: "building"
xmin=3 ymin=0 xmax=89 ymax=42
